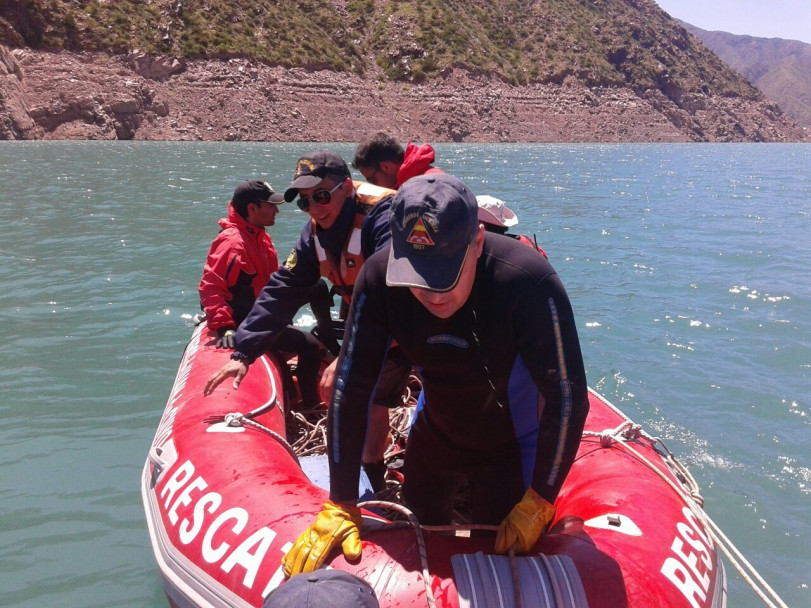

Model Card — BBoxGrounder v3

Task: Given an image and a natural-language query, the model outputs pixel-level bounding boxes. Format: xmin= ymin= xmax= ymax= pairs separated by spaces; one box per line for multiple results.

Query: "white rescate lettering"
xmin=262 ymin=542 xmax=293 ymax=597
xmin=662 ymin=556 xmax=706 ymax=608
xmin=158 ymin=458 xmax=283 ymax=590
xmin=169 ymin=476 xmax=208 ymax=527
xmin=221 ymin=527 xmax=278 ymax=588
xmin=202 ymin=507 xmax=249 ymax=563
xmin=180 ymin=491 xmax=221 ymax=544
xmin=661 ymin=506 xmax=714 ymax=608
xmin=161 ymin=460 xmax=196 ymax=520
xmin=676 ymin=522 xmax=712 ymax=576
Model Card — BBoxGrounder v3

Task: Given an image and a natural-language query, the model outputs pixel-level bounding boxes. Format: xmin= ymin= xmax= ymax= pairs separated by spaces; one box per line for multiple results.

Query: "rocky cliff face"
xmin=1 ymin=0 xmax=808 ymax=142
xmin=2 ymin=45 xmax=807 ymax=143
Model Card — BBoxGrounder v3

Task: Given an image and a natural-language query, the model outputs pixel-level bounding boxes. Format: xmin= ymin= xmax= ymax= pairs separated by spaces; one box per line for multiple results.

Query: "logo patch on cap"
xmin=295 ymin=159 xmax=315 ymax=177
xmin=405 ymin=218 xmax=435 ymax=247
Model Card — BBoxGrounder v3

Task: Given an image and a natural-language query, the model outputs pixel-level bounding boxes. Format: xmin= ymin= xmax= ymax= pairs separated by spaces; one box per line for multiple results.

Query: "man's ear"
xmin=473 ymin=224 xmax=486 ymax=258
xmin=341 ymin=176 xmax=354 ymax=195
xmin=379 ymin=160 xmax=399 ymax=176
xmin=244 ymin=201 xmax=260 ymax=222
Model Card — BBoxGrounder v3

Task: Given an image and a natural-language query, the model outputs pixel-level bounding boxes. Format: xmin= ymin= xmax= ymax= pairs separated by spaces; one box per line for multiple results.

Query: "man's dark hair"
xmin=231 ymin=199 xmax=250 ymax=219
xmin=353 ymin=131 xmax=405 ymax=169
xmin=230 ymin=179 xmax=280 ymax=218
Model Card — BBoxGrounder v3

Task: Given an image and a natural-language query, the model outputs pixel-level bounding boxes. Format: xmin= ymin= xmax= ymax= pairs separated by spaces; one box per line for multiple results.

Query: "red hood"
xmin=218 ymin=202 xmax=262 ymax=235
xmin=396 ymin=142 xmax=442 ymax=188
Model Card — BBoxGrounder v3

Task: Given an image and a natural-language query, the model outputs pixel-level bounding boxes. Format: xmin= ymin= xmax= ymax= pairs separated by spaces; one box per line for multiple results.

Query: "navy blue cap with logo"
xmin=284 ymin=150 xmax=352 ymax=202
xmin=386 ymin=173 xmax=479 ymax=292
xmin=262 ymin=569 xmax=379 ymax=608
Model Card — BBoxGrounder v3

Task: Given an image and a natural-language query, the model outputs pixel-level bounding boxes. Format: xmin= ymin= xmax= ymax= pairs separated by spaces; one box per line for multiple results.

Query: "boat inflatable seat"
xmin=452 ymin=552 xmax=588 ymax=608
xmin=299 ymin=454 xmax=376 ymax=502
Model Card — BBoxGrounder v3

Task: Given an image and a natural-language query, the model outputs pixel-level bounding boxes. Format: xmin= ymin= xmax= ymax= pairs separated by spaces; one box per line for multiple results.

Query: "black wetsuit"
xmin=328 ymin=233 xmax=589 ymax=524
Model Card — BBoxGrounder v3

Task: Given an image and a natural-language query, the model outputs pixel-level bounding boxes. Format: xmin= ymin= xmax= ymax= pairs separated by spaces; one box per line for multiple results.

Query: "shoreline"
xmin=2 ymin=47 xmax=808 ymax=143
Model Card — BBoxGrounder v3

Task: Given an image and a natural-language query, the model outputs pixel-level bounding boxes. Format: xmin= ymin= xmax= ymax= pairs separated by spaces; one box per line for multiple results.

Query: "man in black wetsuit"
xmin=282 ymin=173 xmax=590 ymax=577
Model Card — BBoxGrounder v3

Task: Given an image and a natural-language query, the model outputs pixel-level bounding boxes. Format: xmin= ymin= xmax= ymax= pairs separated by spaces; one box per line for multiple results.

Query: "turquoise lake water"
xmin=1 ymin=142 xmax=808 ymax=608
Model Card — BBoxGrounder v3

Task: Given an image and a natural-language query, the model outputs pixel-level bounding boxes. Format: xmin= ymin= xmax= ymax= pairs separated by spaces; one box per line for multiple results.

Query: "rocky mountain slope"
xmin=680 ymin=21 xmax=811 ymax=129
xmin=1 ymin=0 xmax=807 ymax=142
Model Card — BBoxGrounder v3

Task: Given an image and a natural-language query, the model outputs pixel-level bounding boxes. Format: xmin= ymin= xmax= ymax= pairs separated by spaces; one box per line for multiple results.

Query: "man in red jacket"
xmin=352 ymin=131 xmax=442 ymax=189
xmin=198 ymin=179 xmax=323 ymax=409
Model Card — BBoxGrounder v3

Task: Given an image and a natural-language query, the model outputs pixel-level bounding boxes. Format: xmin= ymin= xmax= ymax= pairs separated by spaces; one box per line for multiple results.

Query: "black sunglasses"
xmin=296 ymin=180 xmax=344 ymax=211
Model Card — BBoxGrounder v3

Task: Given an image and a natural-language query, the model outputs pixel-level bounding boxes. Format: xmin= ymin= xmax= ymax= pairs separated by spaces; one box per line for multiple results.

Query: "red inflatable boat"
xmin=142 ymin=321 xmax=727 ymax=608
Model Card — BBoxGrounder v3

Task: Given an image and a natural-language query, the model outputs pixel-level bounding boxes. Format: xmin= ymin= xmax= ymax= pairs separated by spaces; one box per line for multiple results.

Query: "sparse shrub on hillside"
xmin=0 ymin=0 xmax=762 ymax=99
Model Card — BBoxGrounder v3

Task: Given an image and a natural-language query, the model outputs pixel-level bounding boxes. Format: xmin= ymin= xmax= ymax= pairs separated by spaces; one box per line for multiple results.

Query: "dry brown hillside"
xmin=1 ymin=0 xmax=807 ymax=142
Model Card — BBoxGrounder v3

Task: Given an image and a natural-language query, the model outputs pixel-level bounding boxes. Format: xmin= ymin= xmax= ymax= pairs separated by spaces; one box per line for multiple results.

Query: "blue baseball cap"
xmin=263 ymin=570 xmax=379 ymax=608
xmin=386 ymin=173 xmax=479 ymax=292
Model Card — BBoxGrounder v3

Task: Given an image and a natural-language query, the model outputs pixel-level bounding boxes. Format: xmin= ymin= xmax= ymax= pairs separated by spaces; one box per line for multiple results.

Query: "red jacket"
xmin=396 ymin=142 xmax=444 ymax=188
xmin=198 ymin=204 xmax=278 ymax=332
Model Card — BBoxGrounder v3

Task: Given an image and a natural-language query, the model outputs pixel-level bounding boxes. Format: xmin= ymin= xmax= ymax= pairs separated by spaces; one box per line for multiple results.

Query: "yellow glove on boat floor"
xmin=282 ymin=500 xmax=363 ymax=577
xmin=494 ymin=488 xmax=556 ymax=554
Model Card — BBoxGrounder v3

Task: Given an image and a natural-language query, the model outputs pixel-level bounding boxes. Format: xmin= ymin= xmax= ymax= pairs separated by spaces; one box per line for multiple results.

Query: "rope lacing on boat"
xmin=203 ymin=388 xmax=303 ymax=466
xmin=582 ymin=390 xmax=788 ymax=608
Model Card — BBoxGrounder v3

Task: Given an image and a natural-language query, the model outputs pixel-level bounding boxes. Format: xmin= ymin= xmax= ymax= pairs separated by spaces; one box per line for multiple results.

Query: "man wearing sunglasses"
xmin=204 ymin=151 xmax=408 ymax=492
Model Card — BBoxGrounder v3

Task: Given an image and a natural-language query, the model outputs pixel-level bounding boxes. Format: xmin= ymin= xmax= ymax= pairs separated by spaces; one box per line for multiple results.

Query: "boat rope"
xmin=357 ymin=498 xmax=528 ymax=608
xmin=584 ymin=390 xmax=788 ymax=608
xmin=210 ymin=361 xmax=787 ymax=608
xmin=357 ymin=500 xmax=436 ymax=608
xmin=212 ymin=412 xmax=302 ymax=466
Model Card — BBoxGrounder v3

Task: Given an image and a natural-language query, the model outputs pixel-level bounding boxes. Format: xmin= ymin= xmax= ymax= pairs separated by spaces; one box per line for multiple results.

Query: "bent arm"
xmin=233 ymin=232 xmax=321 ymax=362
xmin=198 ymin=237 xmax=242 ymax=332
xmin=519 ymin=273 xmax=589 ymax=505
xmin=327 ymin=264 xmax=391 ymax=503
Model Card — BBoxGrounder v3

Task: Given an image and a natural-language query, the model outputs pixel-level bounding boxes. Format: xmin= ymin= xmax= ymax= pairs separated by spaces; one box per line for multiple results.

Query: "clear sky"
xmin=654 ymin=0 xmax=811 ymax=44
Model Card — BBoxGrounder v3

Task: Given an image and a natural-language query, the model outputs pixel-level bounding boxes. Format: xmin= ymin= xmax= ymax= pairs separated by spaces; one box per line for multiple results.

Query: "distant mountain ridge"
xmin=679 ymin=20 xmax=811 ymax=128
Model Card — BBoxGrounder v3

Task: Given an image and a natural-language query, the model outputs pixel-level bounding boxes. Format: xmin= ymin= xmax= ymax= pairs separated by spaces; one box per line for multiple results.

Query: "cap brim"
xmin=477 ymin=207 xmax=505 ymax=227
xmin=501 ymin=211 xmax=519 ymax=227
xmin=266 ymin=192 xmax=285 ymax=204
xmin=477 ymin=207 xmax=518 ymax=227
xmin=386 ymin=244 xmax=470 ymax=292
xmin=283 ymin=174 xmax=325 ymax=202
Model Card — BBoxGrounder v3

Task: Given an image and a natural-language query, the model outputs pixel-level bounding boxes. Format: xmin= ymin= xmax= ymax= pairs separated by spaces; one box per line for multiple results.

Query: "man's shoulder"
xmin=283 ymin=222 xmax=316 ymax=262
xmin=363 ymin=194 xmax=393 ymax=219
xmin=483 ymin=233 xmax=553 ymax=277
xmin=362 ymin=247 xmax=391 ymax=279
xmin=209 ymin=222 xmax=245 ymax=248
xmin=360 ymin=197 xmax=394 ymax=246
xmin=354 ymin=183 xmax=396 ymax=217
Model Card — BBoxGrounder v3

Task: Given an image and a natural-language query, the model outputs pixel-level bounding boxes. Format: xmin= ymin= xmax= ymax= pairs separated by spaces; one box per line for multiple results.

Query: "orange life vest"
xmin=314 ymin=181 xmax=397 ymax=303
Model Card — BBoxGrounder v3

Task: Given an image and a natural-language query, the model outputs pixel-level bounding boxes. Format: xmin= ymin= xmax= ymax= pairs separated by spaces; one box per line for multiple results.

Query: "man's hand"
xmin=203 ymin=359 xmax=249 ymax=395
xmin=319 ymin=358 xmax=339 ymax=403
xmin=494 ymin=488 xmax=556 ymax=554
xmin=281 ymin=500 xmax=362 ymax=577
xmin=215 ymin=328 xmax=236 ymax=349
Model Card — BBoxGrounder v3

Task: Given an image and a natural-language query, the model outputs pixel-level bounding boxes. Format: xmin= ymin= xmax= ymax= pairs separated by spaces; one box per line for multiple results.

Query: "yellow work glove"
xmin=282 ymin=500 xmax=363 ymax=577
xmin=494 ymin=488 xmax=556 ymax=554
